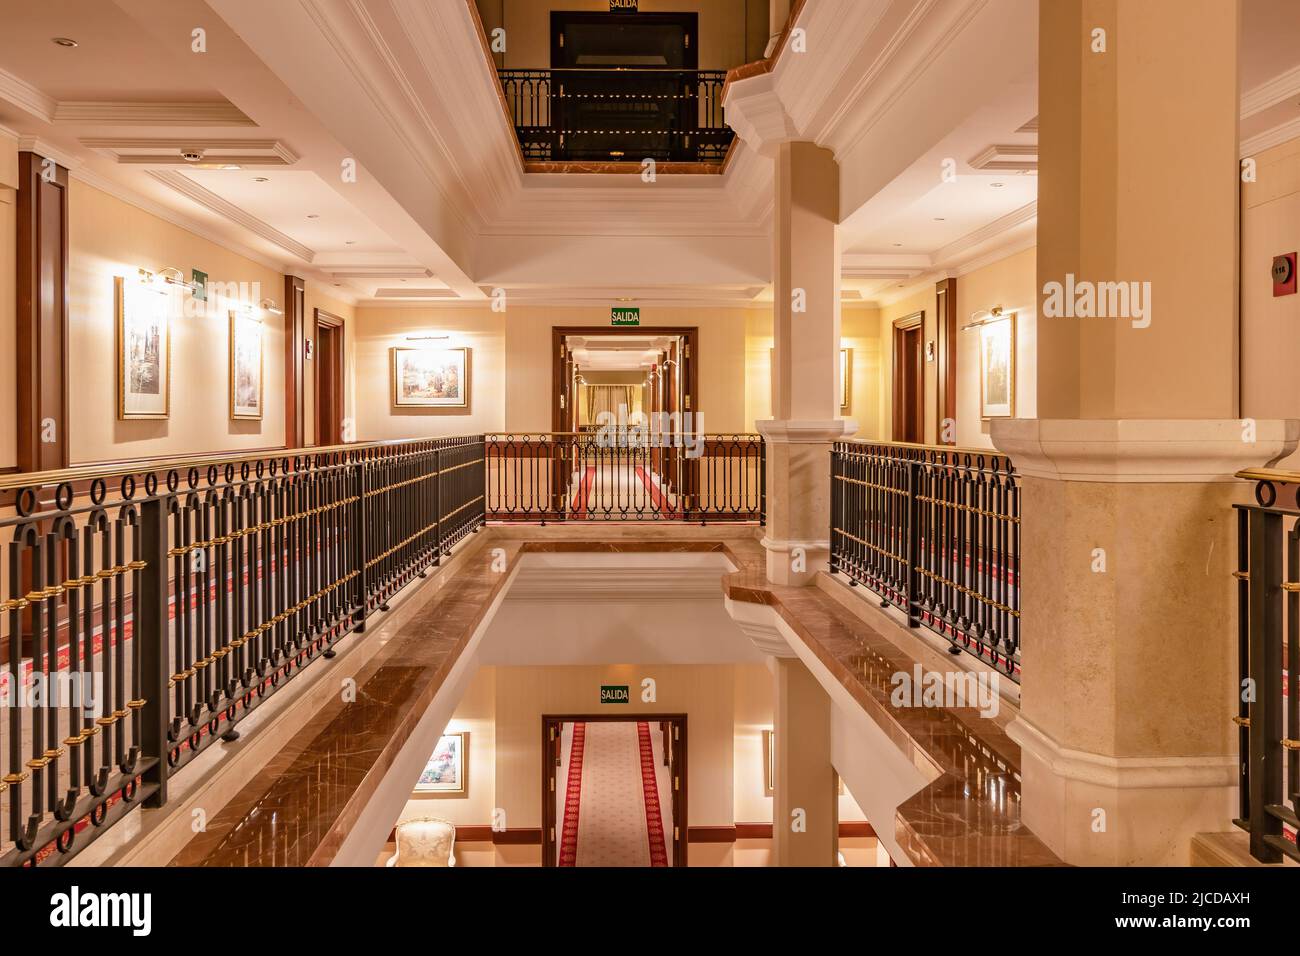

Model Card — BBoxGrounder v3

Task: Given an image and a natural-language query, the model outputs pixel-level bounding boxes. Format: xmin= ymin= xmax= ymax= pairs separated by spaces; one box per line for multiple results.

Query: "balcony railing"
xmin=1232 ymin=468 xmax=1300 ymax=864
xmin=0 ymin=437 xmax=485 ymax=866
xmin=497 ymin=68 xmax=733 ymax=163
xmin=486 ymin=433 xmax=764 ymax=523
xmin=830 ymin=440 xmax=1021 ymax=680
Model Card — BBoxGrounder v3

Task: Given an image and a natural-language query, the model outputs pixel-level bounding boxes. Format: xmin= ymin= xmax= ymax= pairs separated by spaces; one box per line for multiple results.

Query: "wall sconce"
xmin=405 ymin=333 xmax=450 ymax=342
xmin=260 ymin=298 xmax=284 ymax=316
xmin=962 ymin=305 xmax=1004 ymax=332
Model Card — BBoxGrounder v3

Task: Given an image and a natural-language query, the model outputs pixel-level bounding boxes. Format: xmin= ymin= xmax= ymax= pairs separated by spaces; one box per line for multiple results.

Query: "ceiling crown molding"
xmin=0 ymin=65 xmax=56 ymax=122
xmin=15 ymin=136 xmax=83 ymax=170
xmin=1241 ymin=63 xmax=1300 ymax=119
xmin=147 ymin=169 xmax=315 ymax=263
xmin=53 ymin=101 xmax=255 ymax=126
xmin=373 ymin=287 xmax=458 ymax=299
xmin=967 ymin=143 xmax=1038 ymax=172
xmin=79 ymin=137 xmax=299 ymax=166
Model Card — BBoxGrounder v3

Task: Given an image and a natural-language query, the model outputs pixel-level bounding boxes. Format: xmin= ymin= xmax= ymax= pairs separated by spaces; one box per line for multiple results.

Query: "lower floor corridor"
xmin=555 ymin=721 xmax=673 ymax=867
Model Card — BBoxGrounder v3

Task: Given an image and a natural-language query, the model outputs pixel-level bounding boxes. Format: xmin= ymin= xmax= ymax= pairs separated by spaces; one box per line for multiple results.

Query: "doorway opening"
xmin=314 ymin=309 xmax=345 ymax=446
xmin=891 ymin=311 xmax=924 ymax=443
xmin=542 ymin=714 xmax=687 ymax=867
xmin=551 ymin=325 xmax=699 ymax=518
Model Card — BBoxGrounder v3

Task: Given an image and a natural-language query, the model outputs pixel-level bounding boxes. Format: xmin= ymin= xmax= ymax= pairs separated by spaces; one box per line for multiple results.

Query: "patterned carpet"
xmin=558 ymin=721 xmax=669 ymax=867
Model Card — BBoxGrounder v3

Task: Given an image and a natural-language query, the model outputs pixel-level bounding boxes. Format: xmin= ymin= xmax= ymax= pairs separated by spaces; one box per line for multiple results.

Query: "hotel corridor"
xmin=555 ymin=721 xmax=673 ymax=867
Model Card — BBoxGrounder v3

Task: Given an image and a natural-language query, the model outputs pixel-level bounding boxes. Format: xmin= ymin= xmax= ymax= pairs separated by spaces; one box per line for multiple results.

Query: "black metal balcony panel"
xmin=499 ymin=68 xmax=733 ymax=164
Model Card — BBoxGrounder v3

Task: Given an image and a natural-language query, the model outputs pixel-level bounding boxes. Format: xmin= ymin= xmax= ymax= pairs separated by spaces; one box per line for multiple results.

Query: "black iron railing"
xmin=486 ymin=433 xmax=763 ymax=523
xmin=0 ymin=436 xmax=485 ymax=866
xmin=830 ymin=441 xmax=1021 ymax=680
xmin=497 ymin=68 xmax=733 ymax=163
xmin=1232 ymin=468 xmax=1300 ymax=864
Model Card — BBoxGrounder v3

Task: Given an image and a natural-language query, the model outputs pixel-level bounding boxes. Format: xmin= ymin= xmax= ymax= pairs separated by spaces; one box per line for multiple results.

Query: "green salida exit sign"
xmin=600 ymin=684 xmax=630 ymax=704
xmin=611 ymin=307 xmax=640 ymax=326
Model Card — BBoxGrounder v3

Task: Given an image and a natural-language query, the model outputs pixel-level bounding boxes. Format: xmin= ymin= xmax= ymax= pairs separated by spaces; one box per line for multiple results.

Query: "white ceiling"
xmin=0 ymin=0 xmax=1294 ymax=308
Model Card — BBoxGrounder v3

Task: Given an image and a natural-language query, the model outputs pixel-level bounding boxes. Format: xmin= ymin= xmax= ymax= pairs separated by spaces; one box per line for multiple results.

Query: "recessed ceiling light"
xmin=891 ymin=243 xmax=902 ymax=247
xmin=933 ymin=217 xmax=945 ymax=221
xmin=253 ymin=176 xmax=269 ymax=183
xmin=345 ymin=240 xmax=356 ymax=245
xmin=307 ymin=214 xmax=319 ymax=219
xmin=52 ymin=37 xmax=78 ymax=47
xmin=990 ymin=182 xmax=1005 ymax=188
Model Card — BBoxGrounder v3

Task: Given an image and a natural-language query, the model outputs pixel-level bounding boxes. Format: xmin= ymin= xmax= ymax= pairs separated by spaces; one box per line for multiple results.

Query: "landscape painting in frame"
xmin=415 ymin=733 xmax=466 ymax=794
xmin=979 ymin=313 xmax=1015 ymax=419
xmin=116 ymin=276 xmax=171 ymax=420
xmin=392 ymin=346 xmax=469 ymax=408
xmin=230 ymin=310 xmax=264 ymax=420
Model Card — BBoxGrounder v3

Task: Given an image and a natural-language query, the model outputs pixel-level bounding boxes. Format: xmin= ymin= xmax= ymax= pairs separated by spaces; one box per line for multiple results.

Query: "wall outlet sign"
xmin=600 ymin=684 xmax=630 ymax=704
xmin=611 ymin=307 xmax=640 ymax=326
xmin=1272 ymin=253 xmax=1296 ymax=297
xmin=191 ymin=268 xmax=208 ymax=302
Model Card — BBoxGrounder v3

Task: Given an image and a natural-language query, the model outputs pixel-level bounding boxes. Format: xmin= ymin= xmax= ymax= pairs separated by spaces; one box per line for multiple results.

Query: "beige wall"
xmin=0 ymin=131 xmax=17 ymax=469
xmin=68 ymin=179 xmax=287 ymax=463
xmin=1242 ymin=137 xmax=1300 ymax=467
xmin=353 ymin=304 xmax=759 ymax=438
xmin=865 ymin=248 xmax=1038 ymax=449
xmin=477 ymin=0 xmax=765 ymax=71
xmin=954 ymin=246 xmax=1038 ymax=449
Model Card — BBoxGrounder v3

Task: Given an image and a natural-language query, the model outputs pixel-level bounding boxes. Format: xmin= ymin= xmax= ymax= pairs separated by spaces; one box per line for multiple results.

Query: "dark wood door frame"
xmin=16 ymin=150 xmax=70 ymax=473
xmin=542 ymin=713 xmax=687 ymax=867
xmin=891 ymin=312 xmax=924 ymax=444
xmin=935 ymin=279 xmax=957 ymax=444
xmin=283 ymin=275 xmax=307 ymax=449
xmin=313 ymin=308 xmax=345 ymax=446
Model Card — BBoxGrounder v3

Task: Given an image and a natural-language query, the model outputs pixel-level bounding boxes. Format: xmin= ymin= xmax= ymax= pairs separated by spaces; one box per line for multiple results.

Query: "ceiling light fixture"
xmin=52 ymin=37 xmax=78 ymax=47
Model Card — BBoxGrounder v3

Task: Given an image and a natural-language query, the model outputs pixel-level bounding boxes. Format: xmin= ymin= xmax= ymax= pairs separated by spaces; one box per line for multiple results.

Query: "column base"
xmin=761 ymin=537 xmax=829 ymax=586
xmin=1010 ymin=716 xmax=1236 ymax=866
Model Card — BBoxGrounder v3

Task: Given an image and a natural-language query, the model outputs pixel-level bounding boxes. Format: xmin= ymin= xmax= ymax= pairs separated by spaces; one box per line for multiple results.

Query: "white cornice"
xmin=1241 ymin=115 xmax=1300 ymax=159
xmin=933 ymin=200 xmax=1036 ymax=263
xmin=147 ymin=169 xmax=316 ymax=263
xmin=53 ymin=101 xmax=254 ymax=126
xmin=0 ymin=65 xmax=56 ymax=122
xmin=15 ymin=136 xmax=83 ymax=171
xmin=79 ymin=138 xmax=299 ymax=166
xmin=1241 ymin=63 xmax=1300 ymax=120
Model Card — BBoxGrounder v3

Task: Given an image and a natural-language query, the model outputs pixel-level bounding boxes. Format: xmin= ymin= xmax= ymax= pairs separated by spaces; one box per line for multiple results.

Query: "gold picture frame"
xmin=115 ymin=275 xmax=172 ymax=420
xmin=414 ymin=732 xmax=468 ymax=795
xmin=391 ymin=346 xmax=470 ymax=409
xmin=229 ymin=309 xmax=264 ymax=421
xmin=978 ymin=311 xmax=1015 ymax=419
xmin=840 ymin=347 xmax=851 ymax=411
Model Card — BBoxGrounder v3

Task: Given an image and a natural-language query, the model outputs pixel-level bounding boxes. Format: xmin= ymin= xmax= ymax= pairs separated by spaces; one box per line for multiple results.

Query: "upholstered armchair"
xmin=386 ymin=818 xmax=457 ymax=867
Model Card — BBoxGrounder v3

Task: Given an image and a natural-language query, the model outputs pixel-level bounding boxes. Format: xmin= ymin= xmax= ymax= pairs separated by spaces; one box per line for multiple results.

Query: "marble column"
xmin=994 ymin=0 xmax=1298 ymax=865
xmin=772 ymin=655 xmax=837 ymax=866
xmin=759 ymin=141 xmax=855 ymax=585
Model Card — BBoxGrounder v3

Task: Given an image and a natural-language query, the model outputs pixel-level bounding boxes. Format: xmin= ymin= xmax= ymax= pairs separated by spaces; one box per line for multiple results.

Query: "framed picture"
xmin=762 ymin=729 xmax=775 ymax=797
xmin=116 ymin=276 xmax=171 ymax=420
xmin=392 ymin=346 xmax=469 ymax=408
xmin=415 ymin=732 xmax=467 ymax=794
xmin=229 ymin=310 xmax=264 ymax=420
xmin=839 ymin=348 xmax=851 ymax=411
xmin=979 ymin=312 xmax=1015 ymax=419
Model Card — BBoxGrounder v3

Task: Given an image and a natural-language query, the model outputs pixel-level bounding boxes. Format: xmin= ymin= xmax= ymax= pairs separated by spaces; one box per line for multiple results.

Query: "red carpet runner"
xmin=636 ymin=721 xmax=669 ymax=866
xmin=557 ymin=722 xmax=586 ymax=867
